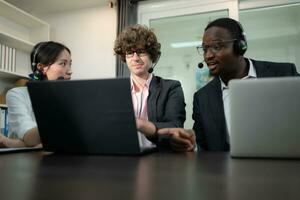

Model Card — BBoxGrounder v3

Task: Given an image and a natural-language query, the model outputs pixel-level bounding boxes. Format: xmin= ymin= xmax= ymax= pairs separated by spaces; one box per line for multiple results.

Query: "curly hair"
xmin=114 ymin=24 xmax=161 ymax=63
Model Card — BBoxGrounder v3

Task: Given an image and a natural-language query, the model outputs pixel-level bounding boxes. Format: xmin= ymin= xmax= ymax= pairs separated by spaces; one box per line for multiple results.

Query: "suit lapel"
xmin=208 ymin=78 xmax=226 ymax=130
xmin=147 ymin=76 xmax=161 ymax=121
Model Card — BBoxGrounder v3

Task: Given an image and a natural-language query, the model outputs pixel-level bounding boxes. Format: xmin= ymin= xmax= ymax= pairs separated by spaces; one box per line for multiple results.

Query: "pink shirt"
xmin=131 ymin=74 xmax=155 ymax=147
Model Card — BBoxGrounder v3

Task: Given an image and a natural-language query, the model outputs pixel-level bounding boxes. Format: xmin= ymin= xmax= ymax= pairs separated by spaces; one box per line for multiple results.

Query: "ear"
xmin=37 ymin=63 xmax=48 ymax=74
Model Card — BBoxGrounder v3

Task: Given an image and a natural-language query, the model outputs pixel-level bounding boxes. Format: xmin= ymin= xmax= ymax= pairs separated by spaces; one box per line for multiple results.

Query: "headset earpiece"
xmin=239 ymin=39 xmax=247 ymax=54
xmin=233 ymin=21 xmax=248 ymax=55
xmin=32 ymin=69 xmax=45 ymax=80
xmin=233 ymin=39 xmax=247 ymax=55
xmin=31 ymin=42 xmax=48 ymax=80
xmin=31 ymin=42 xmax=49 ymax=70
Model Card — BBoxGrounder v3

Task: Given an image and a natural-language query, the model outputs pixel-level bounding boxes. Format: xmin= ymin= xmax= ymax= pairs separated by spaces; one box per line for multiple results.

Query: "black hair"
xmin=205 ymin=18 xmax=247 ymax=55
xmin=205 ymin=18 xmax=245 ymax=42
xmin=30 ymin=41 xmax=71 ymax=72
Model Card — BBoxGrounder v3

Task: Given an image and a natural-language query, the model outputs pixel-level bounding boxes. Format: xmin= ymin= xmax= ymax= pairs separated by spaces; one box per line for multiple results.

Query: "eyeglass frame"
xmin=196 ymin=39 xmax=237 ymax=55
xmin=125 ymin=49 xmax=149 ymax=58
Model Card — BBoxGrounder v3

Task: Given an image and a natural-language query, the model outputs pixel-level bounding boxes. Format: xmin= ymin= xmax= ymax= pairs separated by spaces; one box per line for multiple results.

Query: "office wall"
xmin=40 ymin=6 xmax=117 ymax=79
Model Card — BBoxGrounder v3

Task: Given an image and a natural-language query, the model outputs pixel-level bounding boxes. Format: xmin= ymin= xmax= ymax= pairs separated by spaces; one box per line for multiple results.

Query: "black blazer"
xmin=192 ymin=59 xmax=299 ymax=151
xmin=147 ymin=76 xmax=186 ymax=129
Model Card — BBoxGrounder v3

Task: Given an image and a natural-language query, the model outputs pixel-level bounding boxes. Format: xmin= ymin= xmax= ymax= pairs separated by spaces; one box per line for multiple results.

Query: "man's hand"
xmin=158 ymin=128 xmax=196 ymax=152
xmin=136 ymin=118 xmax=157 ymax=138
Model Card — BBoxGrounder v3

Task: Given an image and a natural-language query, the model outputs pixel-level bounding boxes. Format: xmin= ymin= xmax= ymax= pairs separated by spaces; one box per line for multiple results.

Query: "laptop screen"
xmin=228 ymin=77 xmax=300 ymax=158
xmin=27 ymin=78 xmax=153 ymax=155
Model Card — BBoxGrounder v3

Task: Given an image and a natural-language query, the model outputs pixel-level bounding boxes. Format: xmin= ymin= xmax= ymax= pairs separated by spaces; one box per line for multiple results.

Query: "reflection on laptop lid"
xmin=229 ymin=77 xmax=300 ymax=158
xmin=27 ymin=78 xmax=156 ymax=155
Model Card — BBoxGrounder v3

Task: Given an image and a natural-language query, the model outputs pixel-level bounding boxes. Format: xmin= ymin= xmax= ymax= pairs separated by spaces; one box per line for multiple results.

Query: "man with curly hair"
xmin=114 ymin=24 xmax=195 ymax=152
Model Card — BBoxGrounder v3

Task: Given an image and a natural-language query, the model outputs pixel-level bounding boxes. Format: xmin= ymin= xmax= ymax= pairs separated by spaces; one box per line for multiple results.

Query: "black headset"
xmin=148 ymin=52 xmax=161 ymax=73
xmin=31 ymin=42 xmax=48 ymax=80
xmin=233 ymin=21 xmax=248 ymax=55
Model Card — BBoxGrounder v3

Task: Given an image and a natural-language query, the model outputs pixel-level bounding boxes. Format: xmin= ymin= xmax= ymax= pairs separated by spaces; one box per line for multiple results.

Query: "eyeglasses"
xmin=125 ymin=49 xmax=148 ymax=58
xmin=196 ymin=39 xmax=237 ymax=55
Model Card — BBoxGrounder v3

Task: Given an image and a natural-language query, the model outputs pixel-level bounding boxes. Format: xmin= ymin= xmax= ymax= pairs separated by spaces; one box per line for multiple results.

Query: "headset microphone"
xmin=57 ymin=76 xmax=65 ymax=80
xmin=198 ymin=61 xmax=204 ymax=69
xmin=148 ymin=67 xmax=154 ymax=73
xmin=148 ymin=53 xmax=161 ymax=73
xmin=148 ymin=61 xmax=158 ymax=73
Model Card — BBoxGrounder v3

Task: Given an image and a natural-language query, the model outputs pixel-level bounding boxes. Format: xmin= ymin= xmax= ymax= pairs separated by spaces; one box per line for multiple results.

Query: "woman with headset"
xmin=114 ymin=25 xmax=195 ymax=152
xmin=0 ymin=41 xmax=72 ymax=148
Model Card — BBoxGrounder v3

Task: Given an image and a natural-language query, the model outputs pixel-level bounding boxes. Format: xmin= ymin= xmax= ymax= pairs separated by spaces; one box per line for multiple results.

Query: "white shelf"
xmin=0 ymin=0 xmax=50 ymax=46
xmin=0 ymin=69 xmax=28 ymax=80
xmin=0 ymin=0 xmax=48 ymax=28
xmin=0 ymin=32 xmax=34 ymax=52
xmin=0 ymin=0 xmax=49 ymax=91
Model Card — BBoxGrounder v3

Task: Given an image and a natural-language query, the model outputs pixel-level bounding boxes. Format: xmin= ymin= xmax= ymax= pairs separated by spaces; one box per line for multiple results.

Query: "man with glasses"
xmin=193 ymin=17 xmax=299 ymax=151
xmin=114 ymin=24 xmax=195 ymax=152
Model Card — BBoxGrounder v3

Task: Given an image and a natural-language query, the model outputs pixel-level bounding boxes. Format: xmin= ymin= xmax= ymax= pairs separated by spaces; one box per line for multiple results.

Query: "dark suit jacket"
xmin=147 ymin=75 xmax=186 ymax=130
xmin=192 ymin=59 xmax=299 ymax=151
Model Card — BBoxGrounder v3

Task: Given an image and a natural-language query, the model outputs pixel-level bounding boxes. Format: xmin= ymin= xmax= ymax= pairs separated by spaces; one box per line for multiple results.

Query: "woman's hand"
xmin=0 ymin=134 xmax=8 ymax=148
xmin=0 ymin=134 xmax=26 ymax=148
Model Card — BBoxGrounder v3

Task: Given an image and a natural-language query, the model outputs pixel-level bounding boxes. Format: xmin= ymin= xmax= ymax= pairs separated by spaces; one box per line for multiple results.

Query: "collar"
xmin=220 ymin=58 xmax=257 ymax=90
xmin=220 ymin=78 xmax=228 ymax=90
xmin=130 ymin=73 xmax=153 ymax=93
xmin=243 ymin=58 xmax=257 ymax=79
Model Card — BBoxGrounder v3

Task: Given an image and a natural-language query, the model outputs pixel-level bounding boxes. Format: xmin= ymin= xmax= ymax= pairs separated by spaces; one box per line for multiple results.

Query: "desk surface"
xmin=1 ymin=151 xmax=300 ymax=200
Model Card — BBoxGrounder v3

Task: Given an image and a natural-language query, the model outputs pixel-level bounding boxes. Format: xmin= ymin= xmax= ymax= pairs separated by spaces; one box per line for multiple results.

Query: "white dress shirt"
xmin=131 ymin=74 xmax=155 ymax=148
xmin=220 ymin=59 xmax=257 ymax=143
xmin=6 ymin=87 xmax=37 ymax=139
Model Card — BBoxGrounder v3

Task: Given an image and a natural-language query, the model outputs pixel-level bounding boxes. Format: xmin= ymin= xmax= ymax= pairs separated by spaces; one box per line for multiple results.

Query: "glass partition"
xmin=240 ymin=3 xmax=300 ymax=72
xmin=150 ymin=10 xmax=228 ymax=128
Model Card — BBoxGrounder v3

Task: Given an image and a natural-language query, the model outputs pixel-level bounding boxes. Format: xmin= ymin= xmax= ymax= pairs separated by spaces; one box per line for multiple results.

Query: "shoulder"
xmin=251 ymin=59 xmax=299 ymax=76
xmin=194 ymin=77 xmax=219 ymax=97
xmin=252 ymin=59 xmax=296 ymax=70
xmin=7 ymin=87 xmax=28 ymax=97
xmin=6 ymin=87 xmax=29 ymax=102
xmin=251 ymin=58 xmax=291 ymax=66
xmin=152 ymin=75 xmax=182 ymax=88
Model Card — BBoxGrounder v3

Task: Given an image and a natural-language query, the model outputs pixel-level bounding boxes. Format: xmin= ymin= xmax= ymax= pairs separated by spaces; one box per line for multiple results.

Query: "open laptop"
xmin=229 ymin=77 xmax=300 ymax=158
xmin=27 ymin=78 xmax=157 ymax=155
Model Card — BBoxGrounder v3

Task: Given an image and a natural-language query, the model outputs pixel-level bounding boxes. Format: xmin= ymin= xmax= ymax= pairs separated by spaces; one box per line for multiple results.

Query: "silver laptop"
xmin=229 ymin=77 xmax=300 ymax=158
xmin=27 ymin=78 xmax=157 ymax=155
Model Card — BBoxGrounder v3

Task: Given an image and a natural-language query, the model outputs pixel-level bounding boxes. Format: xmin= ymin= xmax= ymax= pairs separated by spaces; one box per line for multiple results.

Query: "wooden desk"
xmin=1 ymin=151 xmax=299 ymax=200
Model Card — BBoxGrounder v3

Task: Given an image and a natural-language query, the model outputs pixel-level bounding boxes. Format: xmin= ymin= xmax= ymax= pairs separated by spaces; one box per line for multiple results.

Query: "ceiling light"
xmin=170 ymin=41 xmax=201 ymax=48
